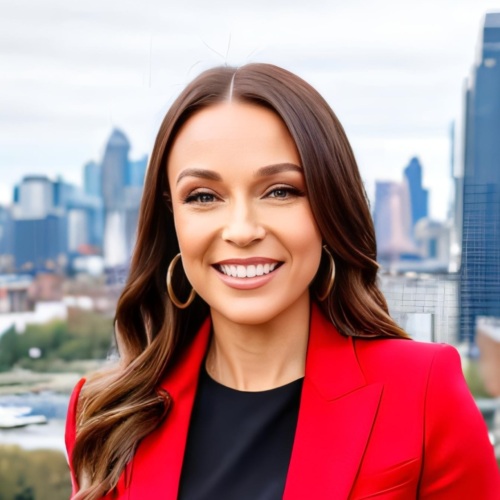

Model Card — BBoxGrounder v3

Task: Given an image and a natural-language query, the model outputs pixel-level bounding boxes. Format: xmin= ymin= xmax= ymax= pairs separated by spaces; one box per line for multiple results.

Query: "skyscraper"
xmin=14 ymin=175 xmax=54 ymax=220
xmin=373 ymin=181 xmax=418 ymax=263
xmin=403 ymin=157 xmax=428 ymax=230
xmin=127 ymin=155 xmax=148 ymax=187
xmin=101 ymin=129 xmax=130 ymax=212
xmin=101 ymin=129 xmax=130 ymax=267
xmin=0 ymin=205 xmax=13 ymax=272
xmin=11 ymin=176 xmax=67 ymax=272
xmin=100 ymin=128 xmax=144 ymax=268
xmin=460 ymin=13 xmax=500 ymax=343
xmin=84 ymin=161 xmax=101 ymax=197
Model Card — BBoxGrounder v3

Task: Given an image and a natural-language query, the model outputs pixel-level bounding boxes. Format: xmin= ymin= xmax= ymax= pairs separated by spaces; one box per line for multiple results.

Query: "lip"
xmin=212 ymin=261 xmax=282 ymax=290
xmin=214 ymin=257 xmax=281 ymax=266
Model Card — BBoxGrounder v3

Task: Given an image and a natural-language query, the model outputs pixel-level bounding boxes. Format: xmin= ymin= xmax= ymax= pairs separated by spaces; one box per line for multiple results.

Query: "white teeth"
xmin=218 ymin=263 xmax=279 ymax=278
xmin=247 ymin=265 xmax=256 ymax=277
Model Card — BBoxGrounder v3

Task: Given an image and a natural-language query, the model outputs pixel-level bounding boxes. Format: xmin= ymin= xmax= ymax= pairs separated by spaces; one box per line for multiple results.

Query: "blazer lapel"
xmin=283 ymin=305 xmax=383 ymax=500
xmin=127 ymin=318 xmax=211 ymax=499
xmin=126 ymin=304 xmax=382 ymax=499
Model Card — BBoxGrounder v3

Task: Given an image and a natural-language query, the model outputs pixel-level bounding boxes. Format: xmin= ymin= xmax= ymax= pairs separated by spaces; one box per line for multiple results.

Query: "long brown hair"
xmin=72 ymin=63 xmax=408 ymax=499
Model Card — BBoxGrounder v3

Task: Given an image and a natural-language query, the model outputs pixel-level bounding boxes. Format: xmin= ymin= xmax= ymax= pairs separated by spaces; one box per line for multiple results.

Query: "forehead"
xmin=167 ymin=102 xmax=300 ymax=176
xmin=174 ymin=101 xmax=290 ymax=143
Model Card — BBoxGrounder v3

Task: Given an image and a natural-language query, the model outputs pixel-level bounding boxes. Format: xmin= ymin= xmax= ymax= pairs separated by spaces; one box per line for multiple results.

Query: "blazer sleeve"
xmin=65 ymin=377 xmax=86 ymax=497
xmin=418 ymin=344 xmax=500 ymax=498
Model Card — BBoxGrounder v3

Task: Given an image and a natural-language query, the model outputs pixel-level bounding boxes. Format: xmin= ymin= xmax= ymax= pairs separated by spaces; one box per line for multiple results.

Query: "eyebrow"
xmin=175 ymin=162 xmax=302 ymax=185
xmin=176 ymin=168 xmax=221 ymax=185
xmin=255 ymin=163 xmax=302 ymax=177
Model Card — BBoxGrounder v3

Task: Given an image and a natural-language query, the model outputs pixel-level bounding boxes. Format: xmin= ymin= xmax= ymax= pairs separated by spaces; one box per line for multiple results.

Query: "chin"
xmin=209 ymin=294 xmax=310 ymax=327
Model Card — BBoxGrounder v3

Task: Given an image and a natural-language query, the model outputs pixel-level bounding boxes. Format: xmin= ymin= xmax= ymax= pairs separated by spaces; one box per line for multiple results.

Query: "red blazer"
xmin=66 ymin=304 xmax=500 ymax=499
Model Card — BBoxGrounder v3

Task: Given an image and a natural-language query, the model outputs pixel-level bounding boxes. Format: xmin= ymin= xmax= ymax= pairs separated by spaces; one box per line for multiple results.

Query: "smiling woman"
xmin=168 ymin=102 xmax=322 ymax=330
xmin=65 ymin=64 xmax=499 ymax=500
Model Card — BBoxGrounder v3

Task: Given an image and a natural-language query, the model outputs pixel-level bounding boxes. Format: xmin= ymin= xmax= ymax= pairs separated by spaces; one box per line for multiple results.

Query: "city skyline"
xmin=0 ymin=128 xmax=149 ymax=275
xmin=2 ymin=1 xmax=499 ymax=221
xmin=0 ymin=122 xmax=456 ymax=276
xmin=1 ymin=11 xmax=499 ymax=350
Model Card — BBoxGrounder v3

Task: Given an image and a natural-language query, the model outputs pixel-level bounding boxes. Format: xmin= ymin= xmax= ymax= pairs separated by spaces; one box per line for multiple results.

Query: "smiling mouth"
xmin=215 ymin=262 xmax=283 ymax=278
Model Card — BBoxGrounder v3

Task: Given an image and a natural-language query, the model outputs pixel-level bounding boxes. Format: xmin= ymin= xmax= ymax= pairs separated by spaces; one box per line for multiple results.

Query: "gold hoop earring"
xmin=317 ymin=245 xmax=336 ymax=301
xmin=166 ymin=253 xmax=196 ymax=309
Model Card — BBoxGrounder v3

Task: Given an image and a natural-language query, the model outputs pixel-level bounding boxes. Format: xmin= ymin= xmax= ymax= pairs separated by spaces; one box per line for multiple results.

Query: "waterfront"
xmin=0 ymin=387 xmax=499 ymax=462
xmin=0 ymin=388 xmax=70 ymax=455
xmin=0 ymin=418 xmax=66 ymax=453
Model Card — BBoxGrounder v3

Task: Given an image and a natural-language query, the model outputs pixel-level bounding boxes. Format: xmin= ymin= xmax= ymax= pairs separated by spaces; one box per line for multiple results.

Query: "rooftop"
xmin=485 ymin=12 xmax=500 ymax=28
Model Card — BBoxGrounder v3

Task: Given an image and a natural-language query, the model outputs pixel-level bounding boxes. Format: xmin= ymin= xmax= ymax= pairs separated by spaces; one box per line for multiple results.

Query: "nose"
xmin=221 ymin=200 xmax=266 ymax=247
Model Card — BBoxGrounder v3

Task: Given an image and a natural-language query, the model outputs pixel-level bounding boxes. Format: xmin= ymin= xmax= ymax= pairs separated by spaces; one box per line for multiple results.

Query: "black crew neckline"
xmin=201 ymin=363 xmax=304 ymax=395
xmin=179 ymin=361 xmax=304 ymax=500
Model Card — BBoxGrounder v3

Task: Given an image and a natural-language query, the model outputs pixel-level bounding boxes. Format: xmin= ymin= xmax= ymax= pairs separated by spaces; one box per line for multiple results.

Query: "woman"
xmin=65 ymin=64 xmax=500 ymax=499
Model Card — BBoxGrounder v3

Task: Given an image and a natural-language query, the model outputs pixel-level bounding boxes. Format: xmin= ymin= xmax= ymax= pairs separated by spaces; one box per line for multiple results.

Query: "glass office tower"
xmin=460 ymin=13 xmax=500 ymax=343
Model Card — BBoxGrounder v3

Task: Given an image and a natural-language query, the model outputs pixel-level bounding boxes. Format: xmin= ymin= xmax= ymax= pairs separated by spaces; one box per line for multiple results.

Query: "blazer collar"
xmin=284 ymin=304 xmax=383 ymax=499
xmin=304 ymin=303 xmax=367 ymax=400
xmin=127 ymin=317 xmax=211 ymax=499
xmin=128 ymin=303 xmax=382 ymax=499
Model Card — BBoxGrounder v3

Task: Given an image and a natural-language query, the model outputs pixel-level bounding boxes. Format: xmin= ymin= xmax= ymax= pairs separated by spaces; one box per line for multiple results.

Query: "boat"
xmin=0 ymin=406 xmax=48 ymax=429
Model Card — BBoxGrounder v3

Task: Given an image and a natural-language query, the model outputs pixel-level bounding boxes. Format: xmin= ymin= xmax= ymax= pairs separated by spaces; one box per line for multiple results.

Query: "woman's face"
xmin=167 ymin=101 xmax=322 ymax=326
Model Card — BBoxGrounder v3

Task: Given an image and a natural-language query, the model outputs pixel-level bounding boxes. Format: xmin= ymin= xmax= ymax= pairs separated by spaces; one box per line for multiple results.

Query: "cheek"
xmin=172 ymin=210 xmax=217 ymax=265
xmin=289 ymin=204 xmax=321 ymax=240
xmin=278 ymin=207 xmax=323 ymax=267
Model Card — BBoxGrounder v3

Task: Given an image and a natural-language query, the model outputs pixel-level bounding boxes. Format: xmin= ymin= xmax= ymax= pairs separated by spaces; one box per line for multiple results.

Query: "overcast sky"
xmin=1 ymin=0 xmax=499 ymax=220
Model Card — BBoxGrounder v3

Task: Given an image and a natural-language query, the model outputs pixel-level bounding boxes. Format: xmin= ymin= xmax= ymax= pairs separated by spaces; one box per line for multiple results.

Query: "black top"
xmin=178 ymin=366 xmax=303 ymax=500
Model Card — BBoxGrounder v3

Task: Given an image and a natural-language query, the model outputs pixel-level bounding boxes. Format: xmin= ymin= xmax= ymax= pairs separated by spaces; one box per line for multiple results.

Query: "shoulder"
xmin=353 ymin=336 xmax=462 ymax=385
xmin=65 ymin=378 xmax=86 ymax=456
xmin=355 ymin=335 xmax=455 ymax=355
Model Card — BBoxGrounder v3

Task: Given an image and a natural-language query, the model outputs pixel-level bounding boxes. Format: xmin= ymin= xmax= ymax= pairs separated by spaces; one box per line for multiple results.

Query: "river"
xmin=0 ymin=391 xmax=69 ymax=454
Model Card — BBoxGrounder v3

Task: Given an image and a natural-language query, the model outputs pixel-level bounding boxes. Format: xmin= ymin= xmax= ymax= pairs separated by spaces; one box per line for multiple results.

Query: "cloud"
xmin=0 ymin=0 xmax=497 ymax=220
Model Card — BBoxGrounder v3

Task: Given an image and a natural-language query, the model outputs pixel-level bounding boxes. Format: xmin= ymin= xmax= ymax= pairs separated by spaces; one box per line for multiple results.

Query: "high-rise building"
xmin=101 ymin=129 xmax=130 ymax=212
xmin=460 ymin=13 xmax=500 ymax=343
xmin=414 ymin=219 xmax=450 ymax=264
xmin=403 ymin=157 xmax=428 ymax=230
xmin=100 ymin=129 xmax=143 ymax=267
xmin=11 ymin=176 xmax=67 ymax=272
xmin=127 ymin=155 xmax=148 ymax=187
xmin=61 ymin=178 xmax=104 ymax=250
xmin=373 ymin=181 xmax=418 ymax=263
xmin=13 ymin=215 xmax=67 ymax=272
xmin=13 ymin=176 xmax=54 ymax=220
xmin=101 ymin=129 xmax=129 ymax=267
xmin=10 ymin=176 xmax=104 ymax=273
xmin=84 ymin=161 xmax=101 ymax=197
xmin=0 ymin=206 xmax=13 ymax=272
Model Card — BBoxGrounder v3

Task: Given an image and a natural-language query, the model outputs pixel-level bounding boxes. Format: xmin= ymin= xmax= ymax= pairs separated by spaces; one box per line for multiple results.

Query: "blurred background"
xmin=1 ymin=0 xmax=500 ymax=497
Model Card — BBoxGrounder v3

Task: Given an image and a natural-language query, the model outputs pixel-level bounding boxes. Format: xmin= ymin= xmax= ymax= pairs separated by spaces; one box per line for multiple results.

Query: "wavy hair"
xmin=72 ymin=63 xmax=409 ymax=499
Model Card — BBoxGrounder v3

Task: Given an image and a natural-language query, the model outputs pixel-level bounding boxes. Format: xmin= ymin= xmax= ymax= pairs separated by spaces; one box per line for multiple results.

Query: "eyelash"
xmin=183 ymin=191 xmax=218 ymax=204
xmin=182 ymin=185 xmax=304 ymax=205
xmin=264 ymin=186 xmax=305 ymax=199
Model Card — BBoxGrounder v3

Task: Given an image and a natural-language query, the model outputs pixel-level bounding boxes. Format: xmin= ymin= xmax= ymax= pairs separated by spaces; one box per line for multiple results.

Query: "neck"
xmin=206 ymin=294 xmax=311 ymax=391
